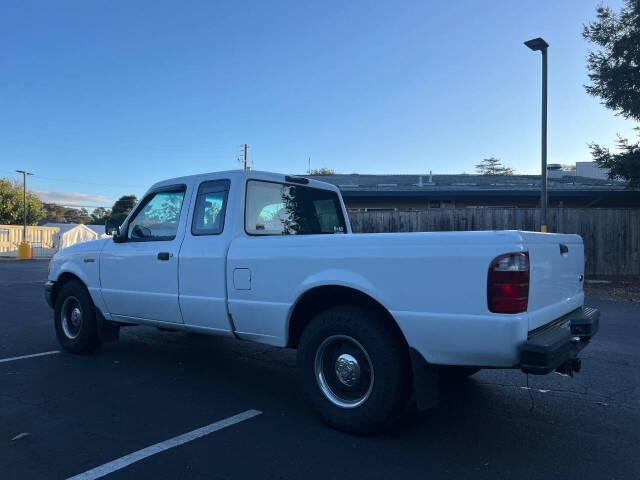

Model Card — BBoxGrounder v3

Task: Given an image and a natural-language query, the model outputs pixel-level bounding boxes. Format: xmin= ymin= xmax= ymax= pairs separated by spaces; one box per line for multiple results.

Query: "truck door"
xmin=178 ymin=179 xmax=233 ymax=333
xmin=100 ymin=185 xmax=188 ymax=323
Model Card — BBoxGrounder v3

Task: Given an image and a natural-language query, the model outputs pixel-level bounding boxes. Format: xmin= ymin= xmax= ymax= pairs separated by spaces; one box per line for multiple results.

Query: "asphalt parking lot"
xmin=1 ymin=260 xmax=639 ymax=479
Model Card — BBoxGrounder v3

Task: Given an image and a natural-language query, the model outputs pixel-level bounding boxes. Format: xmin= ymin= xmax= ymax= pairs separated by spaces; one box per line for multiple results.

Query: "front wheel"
xmin=297 ymin=306 xmax=411 ymax=433
xmin=54 ymin=280 xmax=101 ymax=354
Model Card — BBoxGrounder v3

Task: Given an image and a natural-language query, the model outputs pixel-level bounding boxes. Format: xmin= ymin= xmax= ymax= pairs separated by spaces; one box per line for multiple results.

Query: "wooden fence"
xmin=348 ymin=208 xmax=640 ymax=276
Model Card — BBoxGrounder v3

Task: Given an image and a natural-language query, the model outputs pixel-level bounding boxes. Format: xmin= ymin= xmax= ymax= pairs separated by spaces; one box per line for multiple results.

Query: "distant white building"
xmin=575 ymin=161 xmax=610 ymax=180
xmin=43 ymin=223 xmax=109 ymax=250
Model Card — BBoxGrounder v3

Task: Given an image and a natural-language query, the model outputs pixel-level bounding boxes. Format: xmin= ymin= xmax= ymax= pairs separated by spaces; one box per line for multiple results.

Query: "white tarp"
xmin=85 ymin=224 xmax=111 ymax=239
xmin=43 ymin=223 xmax=108 ymax=250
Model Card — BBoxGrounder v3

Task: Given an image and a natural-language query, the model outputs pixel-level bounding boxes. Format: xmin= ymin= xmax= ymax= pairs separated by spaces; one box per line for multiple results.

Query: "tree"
xmin=583 ymin=1 xmax=640 ymax=186
xmin=308 ymin=168 xmax=335 ymax=175
xmin=42 ymin=203 xmax=67 ymax=223
xmin=589 ymin=134 xmax=640 ymax=187
xmin=42 ymin=203 xmax=95 ymax=224
xmin=0 ymin=177 xmax=46 ymax=225
xmin=64 ymin=207 xmax=92 ymax=224
xmin=90 ymin=207 xmax=111 ymax=225
xmin=475 ymin=158 xmax=514 ymax=175
xmin=109 ymin=195 xmax=137 ymax=224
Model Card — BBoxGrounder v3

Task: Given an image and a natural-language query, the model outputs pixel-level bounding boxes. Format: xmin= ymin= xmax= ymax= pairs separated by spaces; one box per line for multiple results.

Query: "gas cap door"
xmin=233 ymin=268 xmax=251 ymax=290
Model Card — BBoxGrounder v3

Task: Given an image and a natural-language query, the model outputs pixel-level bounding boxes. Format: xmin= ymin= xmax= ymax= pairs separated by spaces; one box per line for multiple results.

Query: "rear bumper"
xmin=520 ymin=306 xmax=600 ymax=375
xmin=44 ymin=280 xmax=56 ymax=309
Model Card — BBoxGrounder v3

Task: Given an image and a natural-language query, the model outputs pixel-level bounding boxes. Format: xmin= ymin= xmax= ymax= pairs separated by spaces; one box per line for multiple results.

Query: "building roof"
xmin=304 ymin=173 xmax=638 ymax=198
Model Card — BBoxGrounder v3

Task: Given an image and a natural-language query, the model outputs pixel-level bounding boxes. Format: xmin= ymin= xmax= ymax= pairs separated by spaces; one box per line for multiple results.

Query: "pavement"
xmin=1 ymin=259 xmax=639 ymax=480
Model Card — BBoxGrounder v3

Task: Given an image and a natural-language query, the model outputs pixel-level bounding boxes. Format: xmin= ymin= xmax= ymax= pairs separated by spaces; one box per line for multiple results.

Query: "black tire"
xmin=297 ymin=305 xmax=411 ymax=433
xmin=439 ymin=366 xmax=481 ymax=380
xmin=54 ymin=280 xmax=101 ymax=354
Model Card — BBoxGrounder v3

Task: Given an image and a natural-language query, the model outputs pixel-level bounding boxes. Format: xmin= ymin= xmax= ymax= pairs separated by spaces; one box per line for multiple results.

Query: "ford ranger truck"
xmin=44 ymin=170 xmax=599 ymax=433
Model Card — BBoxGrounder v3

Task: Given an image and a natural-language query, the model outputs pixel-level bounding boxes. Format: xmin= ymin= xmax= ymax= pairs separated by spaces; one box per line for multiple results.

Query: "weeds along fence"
xmin=348 ymin=208 xmax=640 ymax=276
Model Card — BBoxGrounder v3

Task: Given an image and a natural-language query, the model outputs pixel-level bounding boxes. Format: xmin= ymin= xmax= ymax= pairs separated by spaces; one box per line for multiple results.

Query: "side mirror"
xmin=105 ymin=218 xmax=119 ymax=236
xmin=106 ymin=218 xmax=128 ymax=243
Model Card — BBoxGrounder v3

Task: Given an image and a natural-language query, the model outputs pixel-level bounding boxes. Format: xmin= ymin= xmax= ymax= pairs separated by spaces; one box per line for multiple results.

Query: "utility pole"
xmin=237 ymin=144 xmax=252 ymax=170
xmin=308 ymin=157 xmax=311 ymax=174
xmin=15 ymin=170 xmax=33 ymax=259
xmin=15 ymin=170 xmax=33 ymax=239
xmin=525 ymin=37 xmax=549 ymax=232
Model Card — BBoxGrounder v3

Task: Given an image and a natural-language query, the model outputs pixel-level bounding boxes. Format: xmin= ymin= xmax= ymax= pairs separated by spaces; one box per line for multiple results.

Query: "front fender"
xmin=49 ymin=253 xmax=111 ymax=320
xmin=52 ymin=260 xmax=91 ymax=286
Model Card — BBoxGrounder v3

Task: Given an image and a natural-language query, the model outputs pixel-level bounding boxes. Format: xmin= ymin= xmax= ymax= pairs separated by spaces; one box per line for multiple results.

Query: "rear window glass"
xmin=191 ymin=180 xmax=230 ymax=236
xmin=245 ymin=180 xmax=346 ymax=235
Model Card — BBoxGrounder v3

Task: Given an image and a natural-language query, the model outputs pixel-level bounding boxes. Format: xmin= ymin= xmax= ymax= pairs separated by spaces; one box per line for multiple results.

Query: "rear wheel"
xmin=54 ymin=280 xmax=101 ymax=354
xmin=297 ymin=305 xmax=411 ymax=433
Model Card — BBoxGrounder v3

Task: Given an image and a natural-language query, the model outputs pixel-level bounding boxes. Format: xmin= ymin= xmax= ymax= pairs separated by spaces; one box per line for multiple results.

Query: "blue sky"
xmin=0 ymin=0 xmax=635 ymax=208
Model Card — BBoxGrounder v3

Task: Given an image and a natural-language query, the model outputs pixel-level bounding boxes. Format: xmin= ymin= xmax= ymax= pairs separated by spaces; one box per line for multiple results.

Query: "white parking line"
xmin=0 ymin=350 xmax=60 ymax=363
xmin=66 ymin=409 xmax=263 ymax=480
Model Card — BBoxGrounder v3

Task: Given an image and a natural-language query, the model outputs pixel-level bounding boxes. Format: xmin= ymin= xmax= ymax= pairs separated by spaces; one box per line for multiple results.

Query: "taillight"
xmin=487 ymin=252 xmax=529 ymax=314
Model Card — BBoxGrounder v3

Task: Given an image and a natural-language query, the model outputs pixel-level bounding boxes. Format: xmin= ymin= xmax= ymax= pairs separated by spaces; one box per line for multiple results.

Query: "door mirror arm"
xmin=113 ymin=227 xmax=124 ymax=243
xmin=113 ymin=223 xmax=128 ymax=243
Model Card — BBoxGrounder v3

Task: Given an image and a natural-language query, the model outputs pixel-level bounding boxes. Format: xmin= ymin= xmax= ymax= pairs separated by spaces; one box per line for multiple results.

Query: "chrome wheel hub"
xmin=314 ymin=335 xmax=374 ymax=408
xmin=335 ymin=353 xmax=360 ymax=386
xmin=61 ymin=296 xmax=82 ymax=340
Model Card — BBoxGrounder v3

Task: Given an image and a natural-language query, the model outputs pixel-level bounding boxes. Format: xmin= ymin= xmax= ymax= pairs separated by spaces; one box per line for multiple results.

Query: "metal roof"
xmin=304 ymin=174 xmax=638 ymax=197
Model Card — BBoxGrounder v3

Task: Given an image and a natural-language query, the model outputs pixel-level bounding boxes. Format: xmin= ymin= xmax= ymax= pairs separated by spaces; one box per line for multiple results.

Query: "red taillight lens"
xmin=487 ymin=252 xmax=529 ymax=314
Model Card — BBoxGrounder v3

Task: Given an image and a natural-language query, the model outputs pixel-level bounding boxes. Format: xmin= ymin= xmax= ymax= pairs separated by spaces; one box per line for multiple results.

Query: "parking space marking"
xmin=66 ymin=409 xmax=263 ymax=480
xmin=0 ymin=350 xmax=60 ymax=363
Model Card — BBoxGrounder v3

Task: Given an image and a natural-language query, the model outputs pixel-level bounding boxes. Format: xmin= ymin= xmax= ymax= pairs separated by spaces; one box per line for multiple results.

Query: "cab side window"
xmin=191 ymin=180 xmax=230 ymax=236
xmin=244 ymin=180 xmax=346 ymax=235
xmin=127 ymin=189 xmax=185 ymax=241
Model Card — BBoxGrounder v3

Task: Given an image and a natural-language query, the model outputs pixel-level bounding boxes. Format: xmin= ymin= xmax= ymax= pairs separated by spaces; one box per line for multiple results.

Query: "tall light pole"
xmin=525 ymin=37 xmax=549 ymax=233
xmin=15 ymin=170 xmax=34 ymax=245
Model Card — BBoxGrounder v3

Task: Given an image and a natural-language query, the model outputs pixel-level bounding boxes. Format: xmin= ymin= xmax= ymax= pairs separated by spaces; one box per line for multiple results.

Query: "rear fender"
xmin=291 ymin=268 xmax=391 ymax=312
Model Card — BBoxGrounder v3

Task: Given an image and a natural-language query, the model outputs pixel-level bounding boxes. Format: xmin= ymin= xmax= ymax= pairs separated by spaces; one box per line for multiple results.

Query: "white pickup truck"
xmin=45 ymin=170 xmax=599 ymax=432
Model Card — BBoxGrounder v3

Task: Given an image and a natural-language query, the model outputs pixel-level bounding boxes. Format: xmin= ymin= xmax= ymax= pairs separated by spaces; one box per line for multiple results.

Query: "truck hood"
xmin=55 ymin=237 xmax=111 ymax=257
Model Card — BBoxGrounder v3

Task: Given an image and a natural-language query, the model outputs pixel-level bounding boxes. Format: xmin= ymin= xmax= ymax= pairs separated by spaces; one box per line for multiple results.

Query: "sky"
xmin=0 ymin=0 xmax=636 ymax=209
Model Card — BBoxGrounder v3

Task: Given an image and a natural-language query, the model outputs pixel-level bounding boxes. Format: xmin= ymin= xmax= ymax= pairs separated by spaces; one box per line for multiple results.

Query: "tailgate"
xmin=522 ymin=232 xmax=585 ymax=331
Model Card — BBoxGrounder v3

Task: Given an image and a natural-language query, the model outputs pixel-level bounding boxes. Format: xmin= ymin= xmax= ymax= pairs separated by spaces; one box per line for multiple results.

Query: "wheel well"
xmin=287 ymin=285 xmax=408 ymax=349
xmin=52 ymin=272 xmax=84 ymax=306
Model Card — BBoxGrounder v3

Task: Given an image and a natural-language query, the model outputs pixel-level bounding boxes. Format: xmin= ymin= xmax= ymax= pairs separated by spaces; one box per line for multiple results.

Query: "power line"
xmin=45 ymin=203 xmax=113 ymax=208
xmin=0 ymin=170 xmax=145 ymax=189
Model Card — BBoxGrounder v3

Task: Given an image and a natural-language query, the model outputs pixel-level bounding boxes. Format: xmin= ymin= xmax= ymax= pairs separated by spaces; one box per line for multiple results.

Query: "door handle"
xmin=157 ymin=252 xmax=171 ymax=261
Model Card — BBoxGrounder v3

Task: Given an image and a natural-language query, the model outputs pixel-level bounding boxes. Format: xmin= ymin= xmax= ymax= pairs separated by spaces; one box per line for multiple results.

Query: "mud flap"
xmin=409 ymin=348 xmax=440 ymax=410
xmin=96 ymin=308 xmax=120 ymax=343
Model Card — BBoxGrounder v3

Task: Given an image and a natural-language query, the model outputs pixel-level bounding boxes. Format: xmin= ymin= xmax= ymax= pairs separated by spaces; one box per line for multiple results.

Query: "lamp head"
xmin=524 ymin=37 xmax=549 ymax=52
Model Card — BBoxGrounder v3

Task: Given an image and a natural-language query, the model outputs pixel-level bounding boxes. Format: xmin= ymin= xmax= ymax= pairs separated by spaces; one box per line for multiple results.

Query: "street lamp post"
xmin=525 ymin=37 xmax=549 ymax=233
xmin=15 ymin=170 xmax=34 ymax=259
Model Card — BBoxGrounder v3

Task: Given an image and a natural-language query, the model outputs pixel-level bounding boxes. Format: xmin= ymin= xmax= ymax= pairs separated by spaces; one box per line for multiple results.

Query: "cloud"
xmin=34 ymin=190 xmax=112 ymax=207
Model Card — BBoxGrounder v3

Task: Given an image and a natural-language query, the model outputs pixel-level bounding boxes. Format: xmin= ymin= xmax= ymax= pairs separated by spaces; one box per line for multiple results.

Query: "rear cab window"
xmin=245 ymin=180 xmax=346 ymax=235
xmin=191 ymin=180 xmax=230 ymax=236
